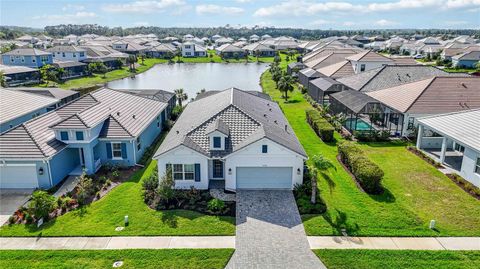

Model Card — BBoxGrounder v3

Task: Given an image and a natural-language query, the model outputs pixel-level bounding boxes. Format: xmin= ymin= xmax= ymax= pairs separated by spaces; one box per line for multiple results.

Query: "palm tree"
xmin=277 ymin=73 xmax=295 ymax=100
xmin=174 ymin=88 xmax=188 ymax=107
xmin=310 ymin=154 xmax=336 ymax=204
xmin=254 ymin=50 xmax=260 ymax=62
xmin=127 ymin=55 xmax=137 ymax=72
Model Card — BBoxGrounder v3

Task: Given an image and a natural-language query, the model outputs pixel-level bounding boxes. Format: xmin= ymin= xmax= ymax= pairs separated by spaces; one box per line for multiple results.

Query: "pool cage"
xmin=329 ymin=90 xmax=405 ymax=137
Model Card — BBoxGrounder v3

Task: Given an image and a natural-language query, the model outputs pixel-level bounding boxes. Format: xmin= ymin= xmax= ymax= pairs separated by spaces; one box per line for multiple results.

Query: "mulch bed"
xmin=446 ymin=174 xmax=480 ymax=200
xmin=407 ymin=147 xmax=444 ymax=169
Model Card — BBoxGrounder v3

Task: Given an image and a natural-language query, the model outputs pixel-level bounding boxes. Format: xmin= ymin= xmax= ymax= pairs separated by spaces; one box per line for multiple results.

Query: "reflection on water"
xmin=108 ymin=62 xmax=269 ymax=99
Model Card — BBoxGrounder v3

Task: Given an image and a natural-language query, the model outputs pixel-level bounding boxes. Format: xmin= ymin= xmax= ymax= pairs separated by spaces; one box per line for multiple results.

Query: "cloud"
xmin=62 ymin=4 xmax=85 ymax=12
xmin=375 ymin=19 xmax=398 ymax=26
xmin=310 ymin=19 xmax=334 ymax=26
xmin=235 ymin=0 xmax=253 ymax=3
xmin=343 ymin=21 xmax=355 ymax=26
xmin=196 ymin=4 xmax=244 ymax=15
xmin=103 ymin=0 xmax=186 ymax=13
xmin=253 ymin=0 xmax=480 ymax=17
xmin=33 ymin=11 xmax=97 ymax=24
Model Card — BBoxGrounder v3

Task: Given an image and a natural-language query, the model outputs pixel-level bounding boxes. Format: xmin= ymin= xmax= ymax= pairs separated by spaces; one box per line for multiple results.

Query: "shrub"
xmin=338 ymin=141 xmax=384 ymax=194
xmin=296 ymin=196 xmax=327 ymax=214
xmin=207 ymin=198 xmax=226 ymax=215
xmin=306 ymin=109 xmax=334 ymax=142
xmin=448 ymin=173 xmax=480 ymax=199
xmin=354 ymin=130 xmax=390 ymax=142
xmin=28 ymin=190 xmax=55 ymax=220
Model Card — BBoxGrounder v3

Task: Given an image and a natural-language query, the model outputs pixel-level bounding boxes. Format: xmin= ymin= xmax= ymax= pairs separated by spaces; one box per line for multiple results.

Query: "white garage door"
xmin=236 ymin=167 xmax=292 ymax=189
xmin=0 ymin=164 xmax=38 ymax=188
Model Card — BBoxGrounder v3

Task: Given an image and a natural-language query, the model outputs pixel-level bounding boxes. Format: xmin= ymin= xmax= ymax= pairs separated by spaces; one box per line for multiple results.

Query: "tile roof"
xmin=15 ymin=87 xmax=78 ymax=100
xmin=418 ymin=109 xmax=480 ymax=152
xmin=121 ymin=89 xmax=175 ymax=103
xmin=45 ymin=45 xmax=86 ymax=53
xmin=0 ymin=89 xmax=58 ymax=125
xmin=52 ymin=60 xmax=87 ymax=68
xmin=317 ymin=60 xmax=355 ymax=79
xmin=305 ymin=52 xmax=357 ymax=69
xmin=346 ymin=50 xmax=394 ymax=62
xmin=154 ymin=88 xmax=307 ymax=158
xmin=0 ymin=88 xmax=167 ymax=159
xmin=2 ymin=48 xmax=51 ymax=56
xmin=0 ymin=65 xmax=38 ymax=75
xmin=243 ymin=43 xmax=274 ymax=51
xmin=309 ymin=77 xmax=341 ymax=92
xmin=216 ymin=44 xmax=243 ymax=52
xmin=452 ymin=50 xmax=480 ymax=61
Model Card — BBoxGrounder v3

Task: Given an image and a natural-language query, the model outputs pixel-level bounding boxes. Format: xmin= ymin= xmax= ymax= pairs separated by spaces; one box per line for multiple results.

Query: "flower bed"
xmin=446 ymin=173 xmax=480 ymax=200
xmin=406 ymin=146 xmax=443 ymax=168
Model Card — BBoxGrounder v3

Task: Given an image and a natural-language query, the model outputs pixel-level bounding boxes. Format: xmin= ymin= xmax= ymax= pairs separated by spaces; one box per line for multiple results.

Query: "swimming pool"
xmin=344 ymin=118 xmax=373 ymax=131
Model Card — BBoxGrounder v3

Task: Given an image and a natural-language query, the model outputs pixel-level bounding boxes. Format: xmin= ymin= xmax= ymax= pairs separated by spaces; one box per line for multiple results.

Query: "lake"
xmin=107 ymin=63 xmax=269 ymax=98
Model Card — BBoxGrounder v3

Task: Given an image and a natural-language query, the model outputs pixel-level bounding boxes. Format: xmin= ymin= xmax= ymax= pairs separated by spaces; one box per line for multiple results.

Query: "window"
xmin=185 ymin=52 xmax=191 ymax=56
xmin=136 ymin=137 xmax=141 ymax=151
xmin=62 ymin=52 xmax=66 ymax=57
xmin=80 ymin=52 xmax=84 ymax=57
xmin=32 ymin=58 xmax=36 ymax=63
xmin=185 ymin=45 xmax=191 ymax=49
xmin=112 ymin=143 xmax=122 ymax=159
xmin=213 ymin=137 xmax=221 ymax=148
xmin=75 ymin=131 xmax=84 ymax=141
xmin=41 ymin=56 xmax=48 ymax=62
xmin=10 ymin=56 xmax=14 ymax=62
xmin=360 ymin=64 xmax=366 ymax=72
xmin=184 ymin=164 xmax=194 ymax=180
xmin=21 ymin=56 xmax=25 ymax=63
xmin=454 ymin=143 xmax=465 ymax=153
xmin=173 ymin=164 xmax=195 ymax=180
xmin=73 ymin=53 xmax=76 ymax=57
xmin=475 ymin=158 xmax=480 ymax=175
xmin=60 ymin=131 xmax=69 ymax=141
xmin=407 ymin=117 xmax=415 ymax=130
xmin=262 ymin=145 xmax=268 ymax=153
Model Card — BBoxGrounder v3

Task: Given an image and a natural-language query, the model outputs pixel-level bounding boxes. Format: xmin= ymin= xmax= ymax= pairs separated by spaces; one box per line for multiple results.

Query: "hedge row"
xmin=306 ymin=109 xmax=334 ymax=142
xmin=338 ymin=141 xmax=384 ymax=194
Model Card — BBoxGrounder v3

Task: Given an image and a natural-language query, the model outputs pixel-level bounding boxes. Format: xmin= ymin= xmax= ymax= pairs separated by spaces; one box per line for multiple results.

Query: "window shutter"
xmin=194 ymin=163 xmax=201 ymax=182
xmin=106 ymin=143 xmax=112 ymax=159
xmin=121 ymin=143 xmax=127 ymax=159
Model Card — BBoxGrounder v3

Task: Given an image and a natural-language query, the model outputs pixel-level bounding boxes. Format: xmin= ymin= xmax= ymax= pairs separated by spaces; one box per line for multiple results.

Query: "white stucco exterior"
xmin=351 ymin=60 xmax=388 ymax=74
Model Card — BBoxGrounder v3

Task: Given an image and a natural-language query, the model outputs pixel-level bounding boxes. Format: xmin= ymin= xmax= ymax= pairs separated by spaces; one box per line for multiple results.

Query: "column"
xmin=416 ymin=124 xmax=424 ymax=149
xmin=440 ymin=137 xmax=447 ymax=164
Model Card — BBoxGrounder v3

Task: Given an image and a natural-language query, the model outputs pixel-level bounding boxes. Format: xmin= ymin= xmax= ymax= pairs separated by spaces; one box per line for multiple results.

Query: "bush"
xmin=306 ymin=109 xmax=334 ymax=142
xmin=448 ymin=173 xmax=480 ymax=199
xmin=28 ymin=190 xmax=55 ymax=220
xmin=338 ymin=141 xmax=384 ymax=194
xmin=296 ymin=196 xmax=326 ymax=214
xmin=354 ymin=130 xmax=390 ymax=142
xmin=207 ymin=198 xmax=227 ymax=215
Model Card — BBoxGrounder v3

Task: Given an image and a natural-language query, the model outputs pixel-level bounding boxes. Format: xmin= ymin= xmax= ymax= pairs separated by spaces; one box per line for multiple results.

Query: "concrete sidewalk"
xmin=0 ymin=236 xmax=235 ymax=250
xmin=308 ymin=236 xmax=480 ymax=250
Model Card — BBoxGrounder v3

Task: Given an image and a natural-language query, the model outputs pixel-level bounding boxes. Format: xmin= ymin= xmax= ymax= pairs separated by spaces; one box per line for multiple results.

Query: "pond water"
xmin=107 ymin=63 xmax=269 ymax=99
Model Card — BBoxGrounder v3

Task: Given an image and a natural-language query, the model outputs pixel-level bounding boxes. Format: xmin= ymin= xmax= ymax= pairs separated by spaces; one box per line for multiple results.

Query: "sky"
xmin=1 ymin=0 xmax=479 ymax=30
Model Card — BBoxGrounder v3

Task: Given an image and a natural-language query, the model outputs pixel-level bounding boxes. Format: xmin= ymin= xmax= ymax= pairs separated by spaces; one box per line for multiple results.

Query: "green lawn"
xmin=315 ymin=249 xmax=480 ymax=269
xmin=443 ymin=67 xmax=477 ymax=73
xmin=0 ymin=159 xmax=235 ymax=236
xmin=261 ymin=70 xmax=480 ymax=236
xmin=0 ymin=249 xmax=234 ymax=269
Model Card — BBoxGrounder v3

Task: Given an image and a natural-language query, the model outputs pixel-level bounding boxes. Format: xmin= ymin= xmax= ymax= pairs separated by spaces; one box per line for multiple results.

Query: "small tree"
xmin=254 ymin=50 xmax=260 ymax=62
xmin=244 ymin=51 xmax=249 ymax=63
xmin=127 ymin=55 xmax=137 ymax=72
xmin=97 ymin=63 xmax=108 ymax=78
xmin=39 ymin=64 xmax=52 ymax=85
xmin=277 ymin=73 xmax=295 ymax=100
xmin=158 ymin=166 xmax=175 ymax=205
xmin=76 ymin=172 xmax=93 ymax=205
xmin=0 ymin=71 xmax=6 ymax=87
xmin=174 ymin=88 xmax=188 ymax=107
xmin=310 ymin=154 xmax=336 ymax=204
xmin=28 ymin=190 xmax=55 ymax=220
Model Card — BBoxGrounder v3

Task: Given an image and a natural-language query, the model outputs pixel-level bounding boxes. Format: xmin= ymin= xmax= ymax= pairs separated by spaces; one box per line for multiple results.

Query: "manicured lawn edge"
xmin=0 ymin=249 xmax=235 ymax=269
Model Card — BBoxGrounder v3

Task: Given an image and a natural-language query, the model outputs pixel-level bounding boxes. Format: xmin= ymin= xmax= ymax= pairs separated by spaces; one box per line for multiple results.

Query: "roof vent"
xmin=285 ymin=124 xmax=288 ymax=132
xmin=132 ymin=114 xmax=136 ymax=119
xmin=176 ymin=130 xmax=179 ymax=134
xmin=269 ymin=108 xmax=272 ymax=112
xmin=263 ymin=114 xmax=267 ymax=117
xmin=117 ymin=112 xmax=120 ymax=116
xmin=461 ymin=83 xmax=467 ymax=88
xmin=274 ymin=120 xmax=278 ymax=124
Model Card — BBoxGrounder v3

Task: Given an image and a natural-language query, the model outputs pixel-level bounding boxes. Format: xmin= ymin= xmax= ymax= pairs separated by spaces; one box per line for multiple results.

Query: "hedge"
xmin=306 ymin=109 xmax=334 ymax=142
xmin=338 ymin=141 xmax=384 ymax=194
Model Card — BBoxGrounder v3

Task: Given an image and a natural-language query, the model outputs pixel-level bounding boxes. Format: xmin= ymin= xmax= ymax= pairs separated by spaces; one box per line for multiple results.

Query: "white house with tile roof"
xmin=154 ymin=88 xmax=307 ymax=191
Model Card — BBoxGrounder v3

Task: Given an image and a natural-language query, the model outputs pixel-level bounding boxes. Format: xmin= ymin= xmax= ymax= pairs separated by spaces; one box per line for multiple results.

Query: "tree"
xmin=475 ymin=61 xmax=480 ymax=71
xmin=97 ymin=64 xmax=108 ymax=78
xmin=308 ymin=166 xmax=319 ymax=204
xmin=233 ymin=52 xmax=239 ymax=61
xmin=254 ymin=50 xmax=260 ymax=62
xmin=126 ymin=55 xmax=137 ymax=72
xmin=158 ymin=165 xmax=175 ymax=205
xmin=39 ymin=64 xmax=61 ymax=86
xmin=244 ymin=52 xmax=249 ymax=63
xmin=139 ymin=53 xmax=146 ymax=65
xmin=28 ymin=190 xmax=55 ymax=220
xmin=174 ymin=88 xmax=188 ymax=107
xmin=277 ymin=73 xmax=295 ymax=100
xmin=0 ymin=71 xmax=7 ymax=87
xmin=310 ymin=154 xmax=336 ymax=204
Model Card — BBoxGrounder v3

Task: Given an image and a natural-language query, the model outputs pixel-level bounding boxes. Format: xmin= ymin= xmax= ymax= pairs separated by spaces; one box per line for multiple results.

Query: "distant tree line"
xmin=1 ymin=24 xmax=479 ymax=40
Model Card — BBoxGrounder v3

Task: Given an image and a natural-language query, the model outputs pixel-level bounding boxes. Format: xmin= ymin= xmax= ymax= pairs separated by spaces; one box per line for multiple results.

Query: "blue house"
xmin=1 ymin=48 xmax=53 ymax=68
xmin=452 ymin=51 xmax=480 ymax=68
xmin=0 ymin=88 xmax=168 ymax=189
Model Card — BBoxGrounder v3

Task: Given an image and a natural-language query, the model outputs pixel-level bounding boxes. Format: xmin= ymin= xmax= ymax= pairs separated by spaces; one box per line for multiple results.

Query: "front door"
xmin=213 ymin=159 xmax=224 ymax=178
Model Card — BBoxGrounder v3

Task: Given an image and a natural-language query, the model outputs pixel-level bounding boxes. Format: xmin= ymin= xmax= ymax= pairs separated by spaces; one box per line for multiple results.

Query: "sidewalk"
xmin=308 ymin=236 xmax=480 ymax=250
xmin=0 ymin=236 xmax=235 ymax=250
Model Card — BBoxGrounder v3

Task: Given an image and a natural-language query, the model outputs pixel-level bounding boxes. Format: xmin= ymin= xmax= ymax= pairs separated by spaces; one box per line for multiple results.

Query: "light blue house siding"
xmin=0 ymin=107 xmax=51 ymax=133
xmin=49 ymin=148 xmax=80 ymax=186
xmin=453 ymin=59 xmax=478 ymax=68
xmin=1 ymin=54 xmax=53 ymax=68
xmin=135 ymin=114 xmax=163 ymax=162
xmin=96 ymin=140 xmax=136 ymax=167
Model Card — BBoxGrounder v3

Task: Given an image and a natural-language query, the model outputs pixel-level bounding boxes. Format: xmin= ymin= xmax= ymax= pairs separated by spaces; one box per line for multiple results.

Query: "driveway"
xmin=0 ymin=189 xmax=33 ymax=226
xmin=226 ymin=190 xmax=326 ymax=269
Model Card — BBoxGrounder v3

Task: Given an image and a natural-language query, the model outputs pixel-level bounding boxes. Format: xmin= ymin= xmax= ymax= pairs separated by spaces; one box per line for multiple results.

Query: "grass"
xmin=0 ymin=249 xmax=234 ymax=269
xmin=443 ymin=67 xmax=477 ymax=73
xmin=314 ymin=249 xmax=480 ymax=269
xmin=0 ymin=157 xmax=235 ymax=237
xmin=180 ymin=50 xmax=275 ymax=63
xmin=261 ymin=68 xmax=480 ymax=236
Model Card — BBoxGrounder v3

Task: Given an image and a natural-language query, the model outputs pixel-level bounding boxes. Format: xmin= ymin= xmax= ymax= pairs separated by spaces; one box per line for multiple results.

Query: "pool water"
xmin=344 ymin=118 xmax=372 ymax=131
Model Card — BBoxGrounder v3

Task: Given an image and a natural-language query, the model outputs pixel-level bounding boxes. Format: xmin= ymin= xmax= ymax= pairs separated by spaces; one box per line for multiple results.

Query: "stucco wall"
xmin=135 ymin=114 xmax=162 ymax=163
xmin=0 ymin=107 xmax=50 ymax=133
xmin=49 ymin=147 xmax=80 ymax=186
xmin=460 ymin=147 xmax=480 ymax=188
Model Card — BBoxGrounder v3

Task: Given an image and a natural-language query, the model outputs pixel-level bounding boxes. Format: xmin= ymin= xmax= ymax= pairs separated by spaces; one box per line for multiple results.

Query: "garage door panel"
xmin=236 ymin=167 xmax=292 ymax=189
xmin=0 ymin=165 xmax=38 ymax=188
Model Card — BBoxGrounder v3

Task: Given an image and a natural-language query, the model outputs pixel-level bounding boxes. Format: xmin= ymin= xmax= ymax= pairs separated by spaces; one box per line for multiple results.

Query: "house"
xmin=243 ymin=43 xmax=275 ymax=57
xmin=345 ymin=50 xmax=394 ymax=74
xmin=15 ymin=87 xmax=80 ymax=108
xmin=215 ymin=44 xmax=245 ymax=58
xmin=214 ymin=37 xmax=234 ymax=47
xmin=120 ymin=89 xmax=176 ymax=116
xmin=16 ymin=35 xmax=38 ymax=44
xmin=0 ymin=89 xmax=59 ymax=133
xmin=416 ymin=109 xmax=480 ymax=187
xmin=79 ymin=45 xmax=128 ymax=69
xmin=317 ymin=60 xmax=355 ymax=79
xmin=305 ymin=51 xmax=358 ymax=70
xmin=366 ymin=76 xmax=480 ymax=137
xmin=1 ymin=48 xmax=53 ymax=68
xmin=452 ymin=51 xmax=480 ymax=68
xmin=287 ymin=62 xmax=306 ymax=77
xmin=261 ymin=34 xmax=272 ymax=40
xmin=181 ymin=42 xmax=207 ymax=57
xmin=46 ymin=46 xmax=87 ymax=62
xmin=249 ymin=34 xmax=260 ymax=43
xmin=211 ymin=35 xmax=222 ymax=41
xmin=0 ymin=64 xmax=40 ymax=86
xmin=441 ymin=44 xmax=480 ymax=61
xmin=154 ymin=88 xmax=307 ymax=191
xmin=52 ymin=60 xmax=88 ymax=79
xmin=0 ymin=88 xmax=168 ymax=189
xmin=145 ymin=44 xmax=177 ymax=58
xmin=307 ymin=76 xmax=348 ymax=105
xmin=303 ymin=47 xmax=362 ymax=65
xmin=111 ymin=40 xmax=147 ymax=55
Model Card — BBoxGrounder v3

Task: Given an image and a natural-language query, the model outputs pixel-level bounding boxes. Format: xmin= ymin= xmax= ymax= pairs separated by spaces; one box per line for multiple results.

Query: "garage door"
xmin=236 ymin=167 xmax=292 ymax=189
xmin=0 ymin=164 xmax=38 ymax=188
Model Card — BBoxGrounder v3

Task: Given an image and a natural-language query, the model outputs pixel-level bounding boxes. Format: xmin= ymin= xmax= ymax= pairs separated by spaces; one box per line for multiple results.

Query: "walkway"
xmin=309 ymin=236 xmax=480 ymax=250
xmin=0 ymin=236 xmax=235 ymax=250
xmin=226 ymin=190 xmax=326 ymax=269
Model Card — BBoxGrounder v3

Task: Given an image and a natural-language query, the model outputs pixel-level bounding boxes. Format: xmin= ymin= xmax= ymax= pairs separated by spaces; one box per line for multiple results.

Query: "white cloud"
xmin=446 ymin=0 xmax=480 ymax=8
xmin=62 ymin=4 xmax=85 ymax=12
xmin=310 ymin=19 xmax=334 ymax=26
xmin=235 ymin=0 xmax=253 ymax=3
xmin=133 ymin=21 xmax=150 ymax=27
xmin=196 ymin=4 xmax=244 ymax=15
xmin=103 ymin=0 xmax=186 ymax=13
xmin=33 ymin=12 xmax=97 ymax=24
xmin=375 ymin=19 xmax=398 ymax=26
xmin=343 ymin=21 xmax=356 ymax=26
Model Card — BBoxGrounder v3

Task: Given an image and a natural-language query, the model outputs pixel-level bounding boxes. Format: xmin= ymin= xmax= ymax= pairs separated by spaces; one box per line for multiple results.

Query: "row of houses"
xmin=295 ymin=42 xmax=479 ymax=187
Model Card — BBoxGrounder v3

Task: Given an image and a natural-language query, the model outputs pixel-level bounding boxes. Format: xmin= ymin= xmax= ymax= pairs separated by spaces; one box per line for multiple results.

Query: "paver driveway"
xmin=226 ymin=190 xmax=326 ymax=269
xmin=0 ymin=189 xmax=32 ymax=226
